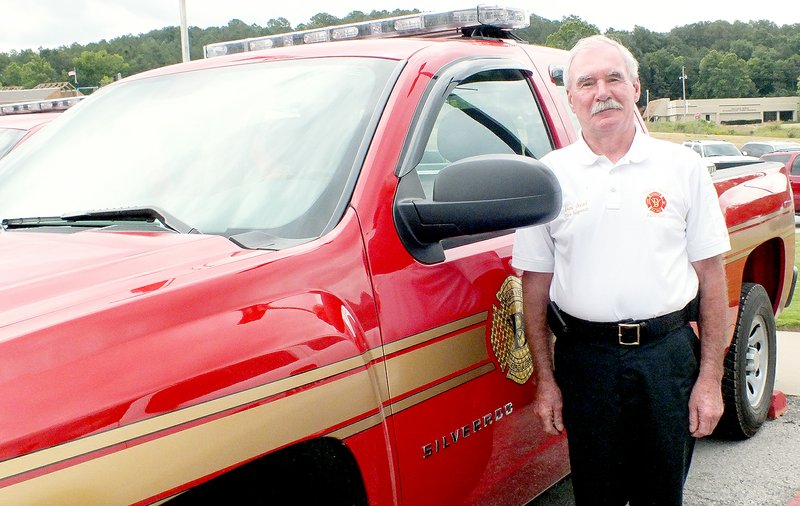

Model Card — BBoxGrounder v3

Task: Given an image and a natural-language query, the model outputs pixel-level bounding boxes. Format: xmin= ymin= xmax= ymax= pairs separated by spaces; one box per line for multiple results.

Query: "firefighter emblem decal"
xmin=490 ymin=276 xmax=533 ymax=384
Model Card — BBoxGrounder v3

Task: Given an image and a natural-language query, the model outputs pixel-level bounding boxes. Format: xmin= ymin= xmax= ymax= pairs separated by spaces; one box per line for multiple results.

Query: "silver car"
xmin=741 ymin=140 xmax=800 ymax=157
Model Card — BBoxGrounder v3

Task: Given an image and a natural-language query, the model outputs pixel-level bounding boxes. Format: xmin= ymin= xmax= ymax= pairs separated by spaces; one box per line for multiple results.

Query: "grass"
xmin=777 ymin=233 xmax=800 ymax=331
xmin=647 ymin=121 xmax=800 ymax=149
xmin=648 ymin=120 xmax=800 ymax=139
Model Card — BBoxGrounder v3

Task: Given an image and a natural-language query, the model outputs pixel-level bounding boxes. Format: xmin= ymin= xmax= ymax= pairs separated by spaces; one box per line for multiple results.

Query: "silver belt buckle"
xmin=618 ymin=323 xmax=641 ymax=345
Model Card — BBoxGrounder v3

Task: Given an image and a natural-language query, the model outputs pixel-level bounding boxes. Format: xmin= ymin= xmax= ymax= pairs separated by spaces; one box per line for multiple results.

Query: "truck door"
xmin=370 ymin=59 xmax=570 ymax=505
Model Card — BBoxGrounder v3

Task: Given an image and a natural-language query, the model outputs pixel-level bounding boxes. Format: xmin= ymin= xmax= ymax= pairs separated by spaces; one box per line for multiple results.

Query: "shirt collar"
xmin=573 ymin=123 xmax=650 ymax=166
xmin=622 ymin=127 xmax=651 ymax=164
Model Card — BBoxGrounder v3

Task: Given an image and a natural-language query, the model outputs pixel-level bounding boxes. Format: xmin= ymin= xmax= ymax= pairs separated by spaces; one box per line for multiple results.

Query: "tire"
xmin=715 ymin=282 xmax=777 ymax=439
xmin=168 ymin=438 xmax=367 ymax=504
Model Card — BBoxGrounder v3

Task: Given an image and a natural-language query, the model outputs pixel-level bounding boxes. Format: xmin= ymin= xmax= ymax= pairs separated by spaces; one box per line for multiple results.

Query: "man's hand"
xmin=688 ymin=376 xmax=724 ymax=437
xmin=534 ymin=379 xmax=564 ymax=435
xmin=690 ymin=254 xmax=729 ymax=438
xmin=521 ymin=271 xmax=564 ymax=436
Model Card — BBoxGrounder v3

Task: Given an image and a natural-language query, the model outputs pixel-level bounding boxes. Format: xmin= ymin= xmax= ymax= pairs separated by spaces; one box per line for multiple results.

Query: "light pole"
xmin=679 ymin=66 xmax=688 ymax=121
xmin=179 ymin=0 xmax=190 ymax=62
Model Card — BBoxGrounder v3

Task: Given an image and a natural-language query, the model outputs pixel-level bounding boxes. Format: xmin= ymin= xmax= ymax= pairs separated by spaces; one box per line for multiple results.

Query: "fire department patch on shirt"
xmin=645 ymin=191 xmax=667 ymax=214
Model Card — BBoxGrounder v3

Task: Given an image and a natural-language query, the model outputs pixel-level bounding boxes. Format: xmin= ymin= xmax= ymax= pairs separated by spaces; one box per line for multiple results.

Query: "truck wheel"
xmin=168 ymin=438 xmax=367 ymax=504
xmin=715 ymin=282 xmax=776 ymax=439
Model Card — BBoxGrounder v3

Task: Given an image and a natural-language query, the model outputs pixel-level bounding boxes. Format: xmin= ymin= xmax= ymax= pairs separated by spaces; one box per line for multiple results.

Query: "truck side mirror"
xmin=395 ymin=154 xmax=561 ymax=263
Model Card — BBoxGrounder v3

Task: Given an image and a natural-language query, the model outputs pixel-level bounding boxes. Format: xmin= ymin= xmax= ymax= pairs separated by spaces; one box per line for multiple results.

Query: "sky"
xmin=2 ymin=0 xmax=799 ymax=54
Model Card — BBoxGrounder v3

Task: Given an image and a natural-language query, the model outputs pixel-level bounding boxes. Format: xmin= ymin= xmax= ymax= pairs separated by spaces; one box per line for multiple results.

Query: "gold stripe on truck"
xmin=0 ymin=312 xmax=494 ymax=503
xmin=725 ymin=208 xmax=794 ymax=264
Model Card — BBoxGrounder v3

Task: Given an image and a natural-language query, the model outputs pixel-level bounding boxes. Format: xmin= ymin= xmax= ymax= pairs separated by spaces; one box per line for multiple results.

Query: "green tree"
xmin=341 ymin=11 xmax=368 ymax=24
xmin=221 ymin=19 xmax=266 ymax=41
xmin=775 ymin=54 xmax=800 ymax=96
xmin=513 ymin=15 xmax=560 ymax=45
xmin=297 ymin=13 xmax=341 ymax=30
xmin=694 ymin=50 xmax=755 ymax=98
xmin=73 ymin=50 xmax=128 ymax=88
xmin=730 ymin=39 xmax=754 ymax=60
xmin=640 ymin=49 xmax=687 ymax=101
xmin=0 ymin=62 xmax=23 ymax=86
xmin=545 ymin=16 xmax=600 ymax=50
xmin=749 ymin=47 xmax=775 ymax=95
xmin=629 ymin=26 xmax=668 ymax=56
xmin=265 ymin=17 xmax=292 ymax=34
xmin=0 ymin=54 xmax=56 ymax=88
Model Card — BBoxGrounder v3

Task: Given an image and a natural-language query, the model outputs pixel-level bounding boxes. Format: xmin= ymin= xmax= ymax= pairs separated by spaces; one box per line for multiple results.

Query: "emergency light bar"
xmin=203 ymin=5 xmax=529 ymax=58
xmin=0 ymin=96 xmax=84 ymax=116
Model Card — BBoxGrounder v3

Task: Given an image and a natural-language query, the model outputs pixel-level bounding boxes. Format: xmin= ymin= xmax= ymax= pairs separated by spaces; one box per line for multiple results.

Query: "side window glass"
xmin=414 ymin=69 xmax=552 ymax=199
xmin=792 ymin=157 xmax=800 ymax=176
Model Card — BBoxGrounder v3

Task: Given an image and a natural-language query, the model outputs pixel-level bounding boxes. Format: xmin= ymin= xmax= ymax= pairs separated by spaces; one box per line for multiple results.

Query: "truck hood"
xmin=0 ymin=230 xmax=250 ymax=331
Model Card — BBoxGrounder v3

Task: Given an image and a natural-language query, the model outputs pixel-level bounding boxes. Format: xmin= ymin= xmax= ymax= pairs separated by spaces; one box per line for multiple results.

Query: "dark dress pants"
xmin=553 ymin=324 xmax=700 ymax=506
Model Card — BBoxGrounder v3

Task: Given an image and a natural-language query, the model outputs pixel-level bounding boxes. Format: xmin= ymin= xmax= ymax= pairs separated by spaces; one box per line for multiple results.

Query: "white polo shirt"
xmin=512 ymin=130 xmax=731 ymax=322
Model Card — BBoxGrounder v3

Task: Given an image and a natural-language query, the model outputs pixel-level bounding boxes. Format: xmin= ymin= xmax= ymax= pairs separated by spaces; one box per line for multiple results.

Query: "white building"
xmin=644 ymin=96 xmax=799 ymax=123
xmin=0 ymin=82 xmax=82 ymax=105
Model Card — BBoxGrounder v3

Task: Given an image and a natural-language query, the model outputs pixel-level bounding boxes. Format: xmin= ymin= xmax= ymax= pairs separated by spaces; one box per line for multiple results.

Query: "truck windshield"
xmin=0 ymin=57 xmax=398 ymax=241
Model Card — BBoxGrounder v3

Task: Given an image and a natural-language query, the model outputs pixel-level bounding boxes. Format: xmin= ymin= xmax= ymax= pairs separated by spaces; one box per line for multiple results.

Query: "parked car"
xmin=682 ymin=139 xmax=760 ymax=170
xmin=741 ymin=140 xmax=800 ymax=157
xmin=761 ymin=150 xmax=800 ymax=212
xmin=0 ymin=96 xmax=84 ymax=159
xmin=0 ymin=112 xmax=60 ymax=159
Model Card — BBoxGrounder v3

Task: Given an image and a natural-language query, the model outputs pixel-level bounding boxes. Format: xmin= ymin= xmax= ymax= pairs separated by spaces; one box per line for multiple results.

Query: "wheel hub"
xmin=745 ymin=317 xmax=769 ymax=408
xmin=746 ymin=346 xmax=761 ymax=374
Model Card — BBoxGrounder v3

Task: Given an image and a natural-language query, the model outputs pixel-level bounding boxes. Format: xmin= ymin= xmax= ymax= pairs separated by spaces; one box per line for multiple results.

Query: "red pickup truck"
xmin=0 ymin=7 xmax=794 ymax=504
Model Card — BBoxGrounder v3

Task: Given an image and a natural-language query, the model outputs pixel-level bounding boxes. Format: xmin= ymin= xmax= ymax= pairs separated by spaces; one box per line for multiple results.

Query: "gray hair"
xmin=564 ymin=35 xmax=639 ymax=89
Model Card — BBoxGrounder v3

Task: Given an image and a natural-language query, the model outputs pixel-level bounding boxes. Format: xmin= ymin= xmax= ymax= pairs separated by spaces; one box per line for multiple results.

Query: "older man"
xmin=512 ymin=35 xmax=730 ymax=505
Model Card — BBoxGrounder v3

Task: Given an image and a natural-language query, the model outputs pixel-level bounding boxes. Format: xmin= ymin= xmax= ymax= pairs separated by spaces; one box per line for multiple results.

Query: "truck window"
xmin=414 ymin=69 xmax=552 ymax=199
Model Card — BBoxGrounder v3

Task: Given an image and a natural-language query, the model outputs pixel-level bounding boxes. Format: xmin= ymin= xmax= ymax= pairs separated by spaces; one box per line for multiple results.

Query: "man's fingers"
xmin=689 ymin=406 xmax=699 ymax=435
xmin=552 ymin=411 xmax=564 ymax=433
xmin=535 ymin=381 xmax=564 ymax=435
xmin=690 ymin=409 xmax=722 ymax=438
xmin=691 ymin=419 xmax=706 ymax=438
xmin=537 ymin=408 xmax=564 ymax=435
xmin=692 ymin=419 xmax=711 ymax=438
xmin=689 ymin=378 xmax=725 ymax=437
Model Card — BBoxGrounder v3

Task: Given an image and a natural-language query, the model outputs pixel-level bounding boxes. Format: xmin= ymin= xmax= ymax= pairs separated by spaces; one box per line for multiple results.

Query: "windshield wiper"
xmin=2 ymin=206 xmax=198 ymax=234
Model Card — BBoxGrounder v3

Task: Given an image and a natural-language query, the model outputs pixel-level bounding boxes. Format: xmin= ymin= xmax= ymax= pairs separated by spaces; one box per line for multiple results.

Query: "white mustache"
xmin=591 ymin=99 xmax=623 ymax=115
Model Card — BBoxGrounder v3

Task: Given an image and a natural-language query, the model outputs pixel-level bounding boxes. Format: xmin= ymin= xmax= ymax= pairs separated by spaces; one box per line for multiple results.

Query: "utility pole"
xmin=679 ymin=66 xmax=688 ymax=121
xmin=179 ymin=0 xmax=190 ymax=62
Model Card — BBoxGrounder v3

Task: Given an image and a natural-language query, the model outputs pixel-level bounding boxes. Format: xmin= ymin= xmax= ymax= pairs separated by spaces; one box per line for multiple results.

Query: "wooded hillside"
xmin=1 ymin=9 xmax=798 ymax=105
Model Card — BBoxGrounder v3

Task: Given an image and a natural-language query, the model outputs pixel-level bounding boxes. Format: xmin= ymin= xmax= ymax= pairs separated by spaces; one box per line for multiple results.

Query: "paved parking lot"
xmin=531 ymin=396 xmax=800 ymax=506
xmin=684 ymin=395 xmax=800 ymax=505
xmin=530 ymin=331 xmax=800 ymax=506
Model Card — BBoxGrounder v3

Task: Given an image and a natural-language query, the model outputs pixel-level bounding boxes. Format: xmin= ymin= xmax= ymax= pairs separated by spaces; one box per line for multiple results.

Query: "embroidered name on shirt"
xmin=563 ymin=200 xmax=589 ymax=217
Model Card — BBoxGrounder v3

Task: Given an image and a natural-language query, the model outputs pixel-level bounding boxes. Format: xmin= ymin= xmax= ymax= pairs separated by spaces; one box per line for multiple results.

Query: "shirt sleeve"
xmin=512 ymin=223 xmax=556 ymax=273
xmin=685 ymin=158 xmax=731 ymax=262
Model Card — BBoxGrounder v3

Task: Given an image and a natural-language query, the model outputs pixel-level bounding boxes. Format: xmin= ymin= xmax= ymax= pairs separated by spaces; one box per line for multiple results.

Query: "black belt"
xmin=547 ymin=303 xmax=690 ymax=346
